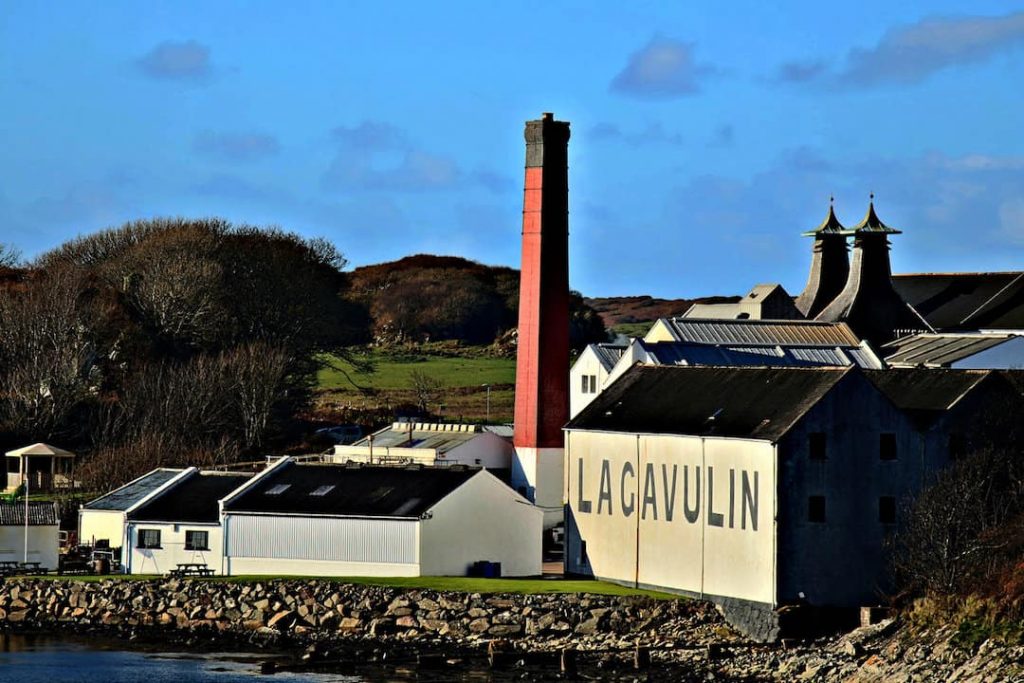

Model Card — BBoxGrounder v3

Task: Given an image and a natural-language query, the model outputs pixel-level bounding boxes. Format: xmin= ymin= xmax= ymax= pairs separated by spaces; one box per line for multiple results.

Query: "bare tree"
xmin=893 ymin=447 xmax=1024 ymax=596
xmin=409 ymin=369 xmax=444 ymax=414
xmin=0 ymin=243 xmax=22 ymax=268
xmin=225 ymin=342 xmax=290 ymax=449
xmin=0 ymin=266 xmax=97 ymax=440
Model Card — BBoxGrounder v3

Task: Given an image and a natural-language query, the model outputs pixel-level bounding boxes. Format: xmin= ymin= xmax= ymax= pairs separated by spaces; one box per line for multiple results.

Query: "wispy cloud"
xmin=322 ymin=121 xmax=461 ymax=193
xmin=777 ymin=12 xmax=1024 ymax=88
xmin=136 ymin=40 xmax=212 ymax=81
xmin=610 ymin=36 xmax=718 ymax=99
xmin=839 ymin=11 xmax=1024 ymax=86
xmin=773 ymin=59 xmax=828 ymax=83
xmin=193 ymin=131 xmax=280 ymax=162
xmin=710 ymin=124 xmax=734 ymax=148
xmin=588 ymin=122 xmax=683 ymax=146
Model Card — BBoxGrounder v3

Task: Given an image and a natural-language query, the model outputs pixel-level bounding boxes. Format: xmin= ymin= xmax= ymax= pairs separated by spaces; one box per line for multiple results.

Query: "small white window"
xmin=265 ymin=484 xmax=291 ymax=495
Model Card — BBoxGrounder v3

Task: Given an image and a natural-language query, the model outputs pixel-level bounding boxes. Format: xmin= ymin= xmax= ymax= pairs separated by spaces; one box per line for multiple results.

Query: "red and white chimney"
xmin=512 ymin=112 xmax=570 ymax=529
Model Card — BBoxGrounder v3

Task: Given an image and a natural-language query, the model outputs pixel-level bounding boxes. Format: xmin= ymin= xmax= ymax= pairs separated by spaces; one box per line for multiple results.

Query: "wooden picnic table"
xmin=0 ymin=560 xmax=48 ymax=576
xmin=168 ymin=562 xmax=214 ymax=578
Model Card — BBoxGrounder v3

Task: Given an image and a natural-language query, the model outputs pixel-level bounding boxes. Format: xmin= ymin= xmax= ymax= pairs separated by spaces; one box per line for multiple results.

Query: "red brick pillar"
xmin=512 ymin=113 xmax=570 ymax=528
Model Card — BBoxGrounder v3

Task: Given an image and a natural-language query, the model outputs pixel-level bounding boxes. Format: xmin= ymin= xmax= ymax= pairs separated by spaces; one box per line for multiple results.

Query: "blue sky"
xmin=2 ymin=1 xmax=1023 ymax=298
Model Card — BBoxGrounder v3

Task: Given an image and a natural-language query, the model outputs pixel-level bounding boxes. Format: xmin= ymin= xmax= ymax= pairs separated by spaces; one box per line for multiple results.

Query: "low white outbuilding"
xmin=330 ymin=422 xmax=514 ymax=470
xmin=123 ymin=471 xmax=252 ymax=575
xmin=0 ymin=501 xmax=59 ymax=571
xmin=79 ymin=468 xmax=185 ymax=551
xmin=222 ymin=459 xmax=542 ymax=578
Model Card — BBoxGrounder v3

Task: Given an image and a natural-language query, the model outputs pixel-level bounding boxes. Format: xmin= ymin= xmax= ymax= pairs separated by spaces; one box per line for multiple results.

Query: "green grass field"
xmin=318 ymin=347 xmax=515 ymax=391
xmin=27 ymin=574 xmax=678 ymax=599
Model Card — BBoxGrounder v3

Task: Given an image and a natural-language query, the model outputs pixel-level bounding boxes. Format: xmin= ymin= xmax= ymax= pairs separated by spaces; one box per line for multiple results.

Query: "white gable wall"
xmin=419 ymin=470 xmax=542 ymax=577
xmin=442 ymin=432 xmax=513 ymax=469
xmin=79 ymin=509 xmax=127 ymax=549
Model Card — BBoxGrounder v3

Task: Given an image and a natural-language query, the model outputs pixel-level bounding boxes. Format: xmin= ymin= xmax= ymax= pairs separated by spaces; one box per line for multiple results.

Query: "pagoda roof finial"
xmin=845 ymin=193 xmax=900 ymax=235
xmin=802 ymin=195 xmax=846 ymax=237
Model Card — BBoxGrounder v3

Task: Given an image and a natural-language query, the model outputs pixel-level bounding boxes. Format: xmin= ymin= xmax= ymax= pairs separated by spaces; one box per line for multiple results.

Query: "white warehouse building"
xmin=221 ymin=459 xmax=541 ymax=578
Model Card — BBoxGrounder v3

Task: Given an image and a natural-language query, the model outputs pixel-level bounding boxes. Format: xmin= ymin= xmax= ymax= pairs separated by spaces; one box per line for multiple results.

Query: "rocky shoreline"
xmin=1 ymin=577 xmax=1022 ymax=681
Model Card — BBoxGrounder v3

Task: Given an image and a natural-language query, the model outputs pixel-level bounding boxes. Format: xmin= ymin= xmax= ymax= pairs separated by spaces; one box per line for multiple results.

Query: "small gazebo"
xmin=5 ymin=443 xmax=76 ymax=493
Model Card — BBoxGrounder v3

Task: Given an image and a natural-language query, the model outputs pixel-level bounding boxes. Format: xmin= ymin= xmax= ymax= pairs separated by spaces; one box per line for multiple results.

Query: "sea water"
xmin=0 ymin=633 xmax=360 ymax=683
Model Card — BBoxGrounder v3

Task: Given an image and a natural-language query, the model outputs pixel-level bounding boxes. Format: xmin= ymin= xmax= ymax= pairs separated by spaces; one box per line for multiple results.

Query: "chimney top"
xmin=542 ymin=112 xmax=553 ymax=120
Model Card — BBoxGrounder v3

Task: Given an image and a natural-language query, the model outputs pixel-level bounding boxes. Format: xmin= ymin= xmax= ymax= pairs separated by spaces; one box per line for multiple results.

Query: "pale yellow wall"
xmin=566 ymin=430 xmax=776 ymax=605
xmin=79 ymin=509 xmax=126 ymax=548
xmin=565 ymin=432 xmax=640 ymax=582
xmin=643 ymin=319 xmax=677 ymax=343
xmin=419 ymin=471 xmax=542 ymax=576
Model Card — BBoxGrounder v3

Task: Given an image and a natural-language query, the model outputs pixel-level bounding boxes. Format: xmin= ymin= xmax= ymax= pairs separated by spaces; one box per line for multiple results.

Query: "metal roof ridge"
xmin=84 ymin=467 xmax=185 ymax=509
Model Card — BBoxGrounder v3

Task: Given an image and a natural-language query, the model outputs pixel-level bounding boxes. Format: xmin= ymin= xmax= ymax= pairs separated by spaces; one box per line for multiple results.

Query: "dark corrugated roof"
xmin=84 ymin=469 xmax=182 ymax=511
xmin=567 ymin=365 xmax=850 ymax=441
xmin=893 ymin=272 xmax=1024 ymax=330
xmin=0 ymin=501 xmax=58 ymax=526
xmin=864 ymin=368 xmax=990 ymax=412
xmin=224 ymin=463 xmax=479 ymax=517
xmin=129 ymin=472 xmax=252 ymax=523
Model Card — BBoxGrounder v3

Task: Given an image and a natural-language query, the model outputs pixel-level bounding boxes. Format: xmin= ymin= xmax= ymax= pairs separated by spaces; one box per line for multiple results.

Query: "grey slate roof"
xmin=129 ymin=472 xmax=252 ymax=523
xmin=591 ymin=343 xmax=627 ymax=372
xmin=84 ymin=468 xmax=182 ymax=511
xmin=224 ymin=462 xmax=478 ymax=518
xmin=882 ymin=333 xmax=1015 ymax=368
xmin=0 ymin=501 xmax=58 ymax=526
xmin=657 ymin=318 xmax=862 ymax=347
xmin=567 ymin=365 xmax=850 ymax=442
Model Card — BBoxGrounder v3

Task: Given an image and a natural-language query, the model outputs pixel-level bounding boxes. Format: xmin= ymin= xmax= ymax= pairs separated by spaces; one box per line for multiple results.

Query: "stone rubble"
xmin=0 ymin=578 xmax=1021 ymax=681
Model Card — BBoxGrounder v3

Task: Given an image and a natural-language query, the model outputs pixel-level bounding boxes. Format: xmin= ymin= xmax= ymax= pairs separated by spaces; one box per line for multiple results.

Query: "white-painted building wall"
xmin=565 ymin=430 xmax=776 ymax=606
xmin=224 ymin=514 xmax=420 ymax=577
xmin=78 ymin=509 xmax=127 ymax=549
xmin=0 ymin=525 xmax=59 ymax=570
xmin=419 ymin=469 xmax=542 ymax=576
xmin=124 ymin=522 xmax=224 ymax=575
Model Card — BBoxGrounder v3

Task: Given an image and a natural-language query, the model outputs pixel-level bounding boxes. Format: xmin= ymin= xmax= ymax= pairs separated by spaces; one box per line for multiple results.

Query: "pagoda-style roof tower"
xmin=794 ymin=197 xmax=850 ymax=318
xmin=816 ymin=196 xmax=932 ymax=346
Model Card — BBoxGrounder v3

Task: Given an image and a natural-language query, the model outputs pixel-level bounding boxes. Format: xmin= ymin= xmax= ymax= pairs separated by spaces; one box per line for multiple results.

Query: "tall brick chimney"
xmin=795 ymin=198 xmax=849 ymax=319
xmin=512 ymin=112 xmax=570 ymax=529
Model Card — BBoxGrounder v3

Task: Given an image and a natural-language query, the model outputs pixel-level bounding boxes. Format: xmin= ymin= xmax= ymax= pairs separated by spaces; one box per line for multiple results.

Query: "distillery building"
xmin=562 ymin=363 xmax=1024 ymax=639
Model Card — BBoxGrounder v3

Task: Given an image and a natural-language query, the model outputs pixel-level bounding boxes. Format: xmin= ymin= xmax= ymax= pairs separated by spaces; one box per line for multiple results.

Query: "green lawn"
xmin=319 ymin=347 xmax=515 ymax=391
xmin=26 ymin=574 xmax=677 ymax=599
xmin=610 ymin=321 xmax=652 ymax=339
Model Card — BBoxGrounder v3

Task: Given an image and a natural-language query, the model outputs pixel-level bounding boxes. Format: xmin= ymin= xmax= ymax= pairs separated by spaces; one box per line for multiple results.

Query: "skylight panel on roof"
xmin=310 ymin=485 xmax=335 ymax=497
xmin=392 ymin=498 xmax=422 ymax=516
xmin=265 ymin=484 xmax=291 ymax=495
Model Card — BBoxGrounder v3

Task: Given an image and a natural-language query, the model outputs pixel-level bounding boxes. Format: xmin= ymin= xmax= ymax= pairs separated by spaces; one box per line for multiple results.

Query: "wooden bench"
xmin=169 ymin=563 xmax=214 ymax=578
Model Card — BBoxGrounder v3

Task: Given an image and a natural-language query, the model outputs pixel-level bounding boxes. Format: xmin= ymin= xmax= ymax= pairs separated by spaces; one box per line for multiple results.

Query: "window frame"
xmin=137 ymin=528 xmax=162 ymax=549
xmin=184 ymin=529 xmax=209 ymax=551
